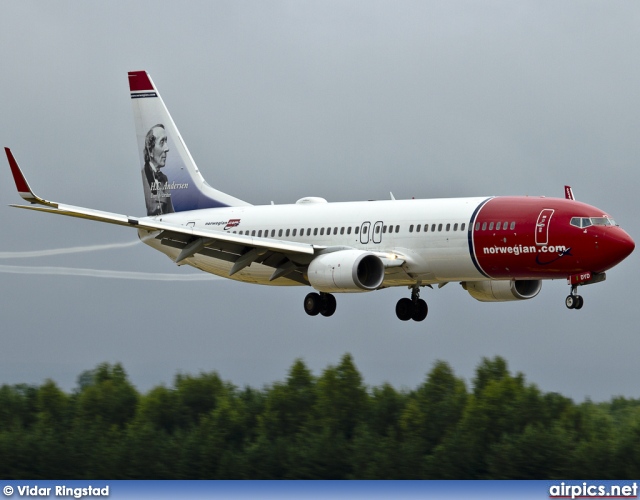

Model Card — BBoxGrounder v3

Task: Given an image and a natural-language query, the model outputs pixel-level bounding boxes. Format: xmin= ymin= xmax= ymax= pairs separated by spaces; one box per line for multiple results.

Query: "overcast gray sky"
xmin=1 ymin=1 xmax=638 ymax=401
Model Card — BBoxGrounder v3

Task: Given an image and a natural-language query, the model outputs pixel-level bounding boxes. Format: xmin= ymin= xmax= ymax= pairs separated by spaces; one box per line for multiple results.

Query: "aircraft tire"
xmin=565 ymin=295 xmax=576 ymax=309
xmin=304 ymin=292 xmax=322 ymax=316
xmin=575 ymin=295 xmax=584 ymax=310
xmin=396 ymin=298 xmax=414 ymax=321
xmin=320 ymin=294 xmax=337 ymax=317
xmin=412 ymin=299 xmax=428 ymax=322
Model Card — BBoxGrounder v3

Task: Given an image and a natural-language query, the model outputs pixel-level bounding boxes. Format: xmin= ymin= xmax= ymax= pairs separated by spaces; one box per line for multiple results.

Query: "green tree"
xmin=174 ymin=371 xmax=226 ymax=426
xmin=75 ymin=363 xmax=138 ymax=428
xmin=315 ymin=353 xmax=368 ymax=440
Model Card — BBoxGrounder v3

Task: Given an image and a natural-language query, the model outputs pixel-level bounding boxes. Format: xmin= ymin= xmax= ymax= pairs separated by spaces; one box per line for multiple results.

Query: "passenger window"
xmin=409 ymin=224 xmax=414 ymax=232
xmin=489 ymin=222 xmax=494 ymax=230
xmin=340 ymin=227 xmax=345 ymax=235
xmin=284 ymin=229 xmax=289 ymax=237
xmin=503 ymin=221 xmax=508 ymax=230
xmin=438 ymin=224 xmax=443 ymax=232
xmin=431 ymin=224 xmax=436 ymax=232
xmin=347 ymin=227 xmax=352 ymax=235
xmin=327 ymin=227 xmax=331 ymax=234
xmin=320 ymin=228 xmax=325 ymax=236
xmin=510 ymin=221 xmax=515 ymax=230
xmin=355 ymin=227 xmax=359 ymax=234
xmin=446 ymin=223 xmax=451 ymax=231
xmin=307 ymin=228 xmax=311 ymax=236
xmin=416 ymin=224 xmax=421 ymax=232
xmin=277 ymin=229 xmax=282 ymax=237
xmin=424 ymin=224 xmax=429 ymax=232
xmin=461 ymin=223 xmax=466 ymax=231
xmin=383 ymin=225 xmax=387 ymax=233
xmin=475 ymin=223 xmax=480 ymax=231
xmin=292 ymin=229 xmax=297 ymax=236
xmin=313 ymin=228 xmax=318 ymax=236
xmin=395 ymin=225 xmax=400 ymax=232
xmin=453 ymin=223 xmax=458 ymax=231
xmin=482 ymin=222 xmax=487 ymax=230
xmin=334 ymin=228 xmax=338 ymax=235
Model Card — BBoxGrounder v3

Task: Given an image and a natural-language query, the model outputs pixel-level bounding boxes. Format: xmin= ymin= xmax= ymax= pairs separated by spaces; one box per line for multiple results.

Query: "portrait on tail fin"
xmin=142 ymin=123 xmax=175 ymax=216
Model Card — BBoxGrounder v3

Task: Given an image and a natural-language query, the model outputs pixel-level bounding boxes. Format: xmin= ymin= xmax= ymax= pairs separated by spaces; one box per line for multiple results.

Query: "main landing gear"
xmin=304 ymin=292 xmax=337 ymax=317
xmin=565 ymin=285 xmax=584 ymax=310
xmin=396 ymin=286 xmax=428 ymax=322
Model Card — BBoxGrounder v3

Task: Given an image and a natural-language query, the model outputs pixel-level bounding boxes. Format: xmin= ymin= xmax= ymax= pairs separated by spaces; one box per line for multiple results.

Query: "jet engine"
xmin=461 ymin=279 xmax=542 ymax=302
xmin=307 ymin=250 xmax=385 ymax=293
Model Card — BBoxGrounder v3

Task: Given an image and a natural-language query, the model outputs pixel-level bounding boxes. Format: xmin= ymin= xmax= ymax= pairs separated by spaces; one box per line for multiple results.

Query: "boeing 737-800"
xmin=5 ymin=71 xmax=635 ymax=321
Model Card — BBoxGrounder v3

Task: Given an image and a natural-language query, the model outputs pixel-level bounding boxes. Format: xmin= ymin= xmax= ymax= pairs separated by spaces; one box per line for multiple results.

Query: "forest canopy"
xmin=1 ymin=355 xmax=639 ymax=479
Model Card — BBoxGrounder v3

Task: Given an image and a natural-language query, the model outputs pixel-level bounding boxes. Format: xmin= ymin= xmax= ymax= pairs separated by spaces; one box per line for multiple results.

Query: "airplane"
xmin=4 ymin=71 xmax=635 ymax=321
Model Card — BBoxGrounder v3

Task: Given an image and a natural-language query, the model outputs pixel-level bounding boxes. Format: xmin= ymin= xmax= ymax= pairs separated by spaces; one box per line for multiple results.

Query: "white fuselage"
xmin=138 ymin=197 xmax=489 ymax=287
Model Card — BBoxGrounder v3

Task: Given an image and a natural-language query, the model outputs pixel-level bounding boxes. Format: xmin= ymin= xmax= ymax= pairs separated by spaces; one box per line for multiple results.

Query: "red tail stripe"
xmin=128 ymin=71 xmax=154 ymax=92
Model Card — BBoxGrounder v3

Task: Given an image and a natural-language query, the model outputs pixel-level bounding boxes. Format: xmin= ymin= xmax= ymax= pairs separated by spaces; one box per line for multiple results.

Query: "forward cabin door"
xmin=535 ymin=209 xmax=554 ymax=245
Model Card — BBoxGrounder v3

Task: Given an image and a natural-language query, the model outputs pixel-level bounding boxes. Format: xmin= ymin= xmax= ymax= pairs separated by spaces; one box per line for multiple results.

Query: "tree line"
xmin=1 ymin=354 xmax=639 ymax=479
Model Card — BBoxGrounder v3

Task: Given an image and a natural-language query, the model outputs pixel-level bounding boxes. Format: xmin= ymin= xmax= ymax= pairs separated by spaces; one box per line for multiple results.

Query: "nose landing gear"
xmin=396 ymin=286 xmax=428 ymax=322
xmin=565 ymin=285 xmax=584 ymax=310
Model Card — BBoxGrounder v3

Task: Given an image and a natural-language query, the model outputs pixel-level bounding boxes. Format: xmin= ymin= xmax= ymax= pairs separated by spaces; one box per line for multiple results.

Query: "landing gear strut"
xmin=304 ymin=292 xmax=337 ymax=317
xmin=565 ymin=285 xmax=584 ymax=310
xmin=396 ymin=286 xmax=428 ymax=322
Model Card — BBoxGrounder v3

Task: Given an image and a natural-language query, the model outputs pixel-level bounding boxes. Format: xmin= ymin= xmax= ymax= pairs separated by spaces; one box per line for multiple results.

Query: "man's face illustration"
xmin=151 ymin=126 xmax=169 ymax=168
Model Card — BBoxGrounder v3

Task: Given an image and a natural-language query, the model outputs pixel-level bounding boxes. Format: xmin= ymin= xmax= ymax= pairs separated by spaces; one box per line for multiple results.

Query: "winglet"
xmin=564 ymin=185 xmax=575 ymax=201
xmin=5 ymin=148 xmax=57 ymax=207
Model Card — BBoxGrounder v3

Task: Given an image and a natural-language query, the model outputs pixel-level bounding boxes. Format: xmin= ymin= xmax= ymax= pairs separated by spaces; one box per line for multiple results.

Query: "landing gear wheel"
xmin=396 ymin=298 xmax=414 ymax=321
xmin=304 ymin=292 xmax=322 ymax=316
xmin=320 ymin=293 xmax=337 ymax=317
xmin=565 ymin=295 xmax=576 ymax=309
xmin=412 ymin=299 xmax=428 ymax=322
xmin=575 ymin=295 xmax=584 ymax=310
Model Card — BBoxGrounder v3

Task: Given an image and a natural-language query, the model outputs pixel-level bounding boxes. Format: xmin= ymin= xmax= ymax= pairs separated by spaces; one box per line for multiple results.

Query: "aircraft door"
xmin=535 ymin=209 xmax=554 ymax=245
xmin=360 ymin=221 xmax=371 ymax=244
xmin=372 ymin=221 xmax=383 ymax=244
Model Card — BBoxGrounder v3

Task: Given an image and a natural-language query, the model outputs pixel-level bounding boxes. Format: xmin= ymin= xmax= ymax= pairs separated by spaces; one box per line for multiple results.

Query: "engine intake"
xmin=462 ymin=279 xmax=542 ymax=302
xmin=308 ymin=250 xmax=385 ymax=293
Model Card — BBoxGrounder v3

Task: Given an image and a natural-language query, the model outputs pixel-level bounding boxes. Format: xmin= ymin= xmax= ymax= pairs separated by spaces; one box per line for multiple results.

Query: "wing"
xmin=6 ymin=148 xmax=407 ymax=285
xmin=5 ymin=148 xmax=319 ymax=284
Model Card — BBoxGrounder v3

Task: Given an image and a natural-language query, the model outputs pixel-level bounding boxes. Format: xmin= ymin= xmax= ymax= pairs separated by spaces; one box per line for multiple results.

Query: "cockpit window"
xmin=590 ymin=217 xmax=613 ymax=226
xmin=571 ymin=216 xmax=617 ymax=228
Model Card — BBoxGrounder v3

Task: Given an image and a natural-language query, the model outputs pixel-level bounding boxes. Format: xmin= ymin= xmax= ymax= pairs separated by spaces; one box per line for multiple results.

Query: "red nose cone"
xmin=606 ymin=229 xmax=635 ymax=269
xmin=620 ymin=231 xmax=636 ymax=258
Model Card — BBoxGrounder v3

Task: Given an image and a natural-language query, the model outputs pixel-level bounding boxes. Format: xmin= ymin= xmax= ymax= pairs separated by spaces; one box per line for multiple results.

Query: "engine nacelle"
xmin=462 ymin=279 xmax=542 ymax=302
xmin=307 ymin=250 xmax=385 ymax=293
